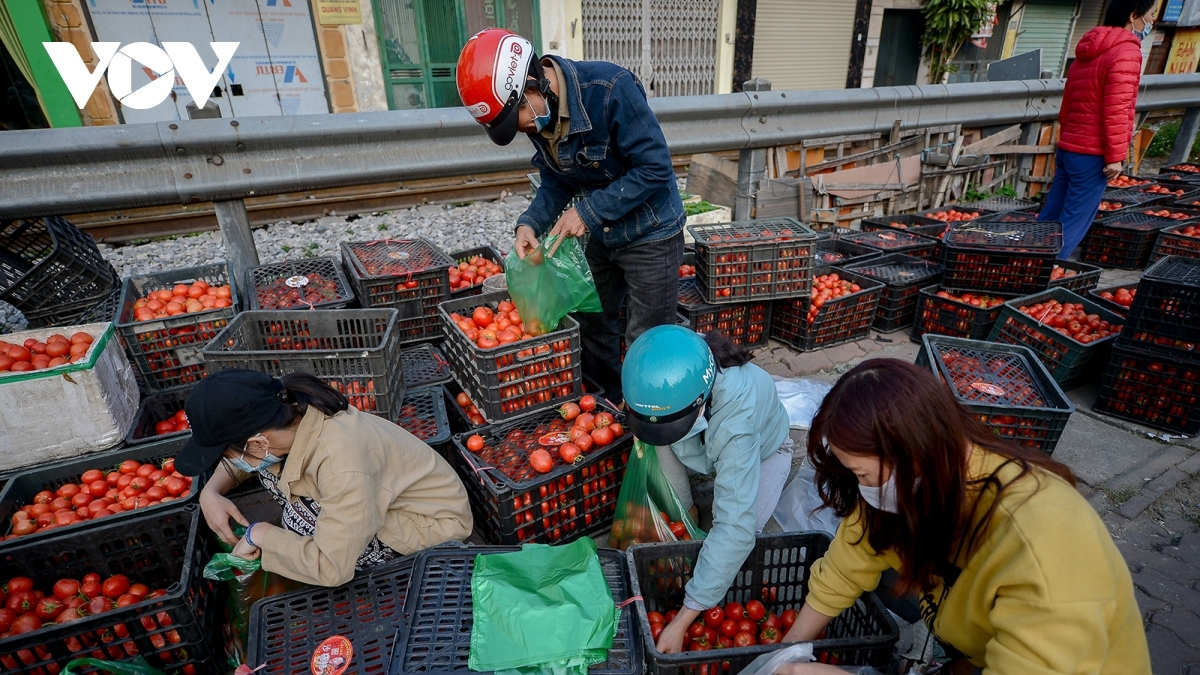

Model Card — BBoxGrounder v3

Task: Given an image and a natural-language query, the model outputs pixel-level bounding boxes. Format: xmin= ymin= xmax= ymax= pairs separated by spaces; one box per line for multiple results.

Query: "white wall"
xmin=540 ymin=0 xmax=585 ymax=59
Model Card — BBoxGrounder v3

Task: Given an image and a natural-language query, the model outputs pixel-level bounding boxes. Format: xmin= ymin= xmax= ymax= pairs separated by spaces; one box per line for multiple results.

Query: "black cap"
xmin=176 ymin=369 xmax=288 ymax=477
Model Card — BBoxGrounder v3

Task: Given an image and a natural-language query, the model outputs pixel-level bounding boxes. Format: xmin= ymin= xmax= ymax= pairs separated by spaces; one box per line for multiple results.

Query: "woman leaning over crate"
xmin=778 ymin=359 xmax=1149 ymax=675
xmin=176 ymin=368 xmax=472 ymax=587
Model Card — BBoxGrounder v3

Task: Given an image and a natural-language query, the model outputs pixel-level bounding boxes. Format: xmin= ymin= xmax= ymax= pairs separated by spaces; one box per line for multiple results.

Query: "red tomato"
xmin=472 ymin=306 xmax=495 ymax=329
xmin=724 ymin=602 xmax=745 ymax=620
xmin=466 ymin=435 xmax=485 ymax=453
xmin=7 ymin=577 xmax=33 ymax=594
xmin=703 ymin=606 xmax=724 ymax=626
xmin=155 ymin=420 xmax=176 ymax=435
xmin=529 ymin=450 xmax=554 ymax=474
xmin=0 ymin=608 xmax=14 ymax=633
xmin=781 ymin=608 xmax=797 ymax=629
xmin=80 ymin=580 xmax=101 ymax=599
xmin=575 ymin=413 xmax=596 ymax=431
xmin=687 ymin=622 xmax=706 ymax=639
xmin=719 ymin=619 xmax=739 ymax=637
xmin=590 ymin=426 xmax=614 ymax=447
xmin=35 ymin=598 xmax=63 ymax=621
xmin=9 ymin=614 xmax=41 ymax=635
xmin=578 ymin=395 xmax=597 ymax=412
xmin=593 ymin=412 xmax=615 ymax=429
xmin=651 ymin=622 xmax=664 ymax=642
xmin=163 ymin=476 xmax=188 ymax=497
xmin=559 ymin=402 xmax=581 ymax=421
xmin=102 ymin=575 xmax=130 ymax=599
xmin=119 ymin=460 xmax=141 ymax=475
xmin=733 ymin=632 xmax=755 ymax=647
xmin=744 ymin=600 xmax=766 ymax=621
xmin=737 ymin=619 xmax=756 ymax=635
xmin=80 ymin=469 xmax=104 ymax=485
xmin=129 ymin=583 xmax=149 ymax=598
xmin=559 ymin=443 xmax=582 ymax=464
xmin=7 ymin=591 xmax=36 ymax=614
xmin=88 ymin=595 xmax=111 ymax=616
xmin=758 ymin=626 xmax=781 ymax=644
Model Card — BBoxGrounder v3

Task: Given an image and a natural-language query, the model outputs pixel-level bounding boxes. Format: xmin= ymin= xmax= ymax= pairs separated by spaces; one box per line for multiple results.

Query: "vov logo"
xmin=43 ymin=42 xmax=238 ymax=110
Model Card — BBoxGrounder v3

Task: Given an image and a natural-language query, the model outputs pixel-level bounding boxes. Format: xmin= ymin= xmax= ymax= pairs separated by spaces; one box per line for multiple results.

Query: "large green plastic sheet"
xmin=504 ymin=235 xmax=602 ymax=336
xmin=469 ymin=537 xmax=617 ymax=675
xmin=608 ymin=440 xmax=706 ymax=551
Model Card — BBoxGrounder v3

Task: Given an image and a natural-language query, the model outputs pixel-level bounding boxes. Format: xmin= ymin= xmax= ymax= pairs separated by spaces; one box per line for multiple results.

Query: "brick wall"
xmin=309 ymin=3 xmax=361 ymax=113
xmin=42 ymin=0 xmax=120 ymax=125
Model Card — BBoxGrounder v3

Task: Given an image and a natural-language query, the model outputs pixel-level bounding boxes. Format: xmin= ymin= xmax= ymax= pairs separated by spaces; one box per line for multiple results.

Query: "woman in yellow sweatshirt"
xmin=780 ymin=359 xmax=1150 ymax=675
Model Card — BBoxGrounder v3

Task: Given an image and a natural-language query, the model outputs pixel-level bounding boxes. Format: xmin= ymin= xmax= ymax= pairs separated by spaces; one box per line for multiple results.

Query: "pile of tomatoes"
xmin=1144 ymin=208 xmax=1195 ymax=221
xmin=1097 ymin=201 xmax=1126 ymax=212
xmin=647 ymin=601 xmax=796 ymax=651
xmin=6 ymin=458 xmax=192 ymax=539
xmin=450 ymin=300 xmax=532 ymax=349
xmin=450 ymin=256 xmax=503 ymax=292
xmin=801 ymin=274 xmax=862 ymax=326
xmin=1145 ymin=185 xmax=1186 ymax=196
xmin=932 ymin=289 xmax=1005 ymax=309
xmin=1170 ymin=223 xmax=1200 ymax=238
xmin=152 ymin=410 xmax=190 ymax=437
xmin=255 ymin=273 xmax=344 ymax=310
xmin=1016 ymin=299 xmax=1121 ymax=344
xmin=131 ymin=281 xmax=233 ymax=322
xmin=1096 ymin=286 xmax=1136 ymax=309
xmin=679 ymin=263 xmax=696 ymax=278
xmin=925 ymin=210 xmax=981 ymax=222
xmin=464 ymin=396 xmax=623 ymax=476
xmin=1100 ymin=352 xmax=1199 ymax=428
xmin=1108 ymin=175 xmax=1148 ymax=189
xmin=328 ymin=380 xmax=378 ymax=412
xmin=609 ymin=504 xmax=695 ymax=550
xmin=0 ymin=331 xmax=94 ymax=373
xmin=453 ymin=391 xmax=487 ymax=427
xmin=1049 ymin=265 xmax=1078 ymax=281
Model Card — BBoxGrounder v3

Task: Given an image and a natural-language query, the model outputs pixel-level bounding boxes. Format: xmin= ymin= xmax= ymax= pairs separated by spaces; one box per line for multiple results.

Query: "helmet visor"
xmin=482 ymin=88 xmax=522 ymax=146
xmin=626 ymin=403 xmax=703 ymax=447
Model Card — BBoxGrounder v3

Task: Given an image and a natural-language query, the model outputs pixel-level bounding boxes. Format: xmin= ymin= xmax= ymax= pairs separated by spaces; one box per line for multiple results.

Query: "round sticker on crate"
xmin=970 ymin=381 xmax=1006 ymax=397
xmin=286 ymin=275 xmax=310 ymax=288
xmin=387 ymin=251 xmax=411 ymax=261
xmin=311 ymin=636 xmax=353 ymax=675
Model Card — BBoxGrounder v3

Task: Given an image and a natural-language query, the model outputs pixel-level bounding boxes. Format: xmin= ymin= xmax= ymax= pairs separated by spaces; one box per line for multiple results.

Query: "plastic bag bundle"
xmin=772 ymin=456 xmax=842 ymax=537
xmin=504 ymin=235 xmax=601 ymax=335
xmin=608 ymin=440 xmax=706 ymax=550
xmin=772 ymin=377 xmax=833 ymax=430
xmin=737 ymin=643 xmax=887 ymax=675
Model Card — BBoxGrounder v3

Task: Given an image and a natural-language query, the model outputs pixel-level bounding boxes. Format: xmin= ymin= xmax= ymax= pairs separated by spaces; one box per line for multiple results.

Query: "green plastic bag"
xmin=62 ymin=657 xmax=166 ymax=675
xmin=469 ymin=537 xmax=617 ymax=675
xmin=608 ymin=440 xmax=706 ymax=551
xmin=504 ymin=235 xmax=602 ymax=336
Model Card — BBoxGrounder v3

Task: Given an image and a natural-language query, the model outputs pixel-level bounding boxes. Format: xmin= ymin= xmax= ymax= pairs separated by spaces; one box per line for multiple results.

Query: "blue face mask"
xmin=526 ymin=94 xmax=552 ymax=133
xmin=1138 ymin=20 xmax=1153 ymax=40
xmin=231 ymin=436 xmax=283 ymax=474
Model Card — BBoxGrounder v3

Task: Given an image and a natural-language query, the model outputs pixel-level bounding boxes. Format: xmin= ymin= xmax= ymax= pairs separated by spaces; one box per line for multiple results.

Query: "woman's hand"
xmin=1104 ymin=162 xmax=1123 ymax=179
xmin=656 ymin=606 xmax=700 ymax=654
xmin=199 ymin=489 xmax=249 ymax=546
xmin=231 ymin=533 xmax=261 ymax=561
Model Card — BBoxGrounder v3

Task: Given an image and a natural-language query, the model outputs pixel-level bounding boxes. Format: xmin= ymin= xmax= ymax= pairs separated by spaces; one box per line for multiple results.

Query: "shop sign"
xmin=316 ymin=0 xmax=361 ymax=25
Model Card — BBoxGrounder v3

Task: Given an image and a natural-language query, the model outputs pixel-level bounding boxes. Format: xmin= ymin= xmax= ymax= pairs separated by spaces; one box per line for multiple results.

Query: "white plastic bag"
xmin=772 ymin=377 xmax=833 ymax=430
xmin=772 ymin=457 xmax=841 ymax=537
xmin=737 ymin=642 xmax=887 ymax=675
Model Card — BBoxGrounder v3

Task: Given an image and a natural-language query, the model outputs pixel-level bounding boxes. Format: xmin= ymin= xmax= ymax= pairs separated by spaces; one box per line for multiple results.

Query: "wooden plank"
xmin=982 ymin=145 xmax=1057 ymax=155
xmin=962 ymin=124 xmax=1023 ymax=151
xmin=798 ymin=136 xmax=922 ymax=174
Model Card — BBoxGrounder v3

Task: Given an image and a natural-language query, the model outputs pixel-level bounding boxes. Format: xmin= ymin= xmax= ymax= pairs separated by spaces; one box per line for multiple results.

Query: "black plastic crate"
xmin=912 ymin=285 xmax=1011 ymax=342
xmin=843 ymin=254 xmax=943 ymax=332
xmin=677 ymin=280 xmax=770 ymax=348
xmin=1088 ymin=284 xmax=1138 ymax=317
xmin=987 ymin=288 xmax=1125 ymax=390
xmin=448 ymin=246 xmax=505 ymax=297
xmin=627 ymin=533 xmax=899 ymax=675
xmin=771 ymin=267 xmax=884 ymax=351
xmin=1138 ymin=182 xmax=1194 ymax=200
xmin=1139 ymin=204 xmax=1200 ymax=222
xmin=1095 ymin=197 xmax=1140 ymax=215
xmin=401 ymin=343 xmax=452 ymax=389
xmin=388 ymin=546 xmax=642 ymax=675
xmin=1047 ymin=260 xmax=1102 ymax=293
xmin=126 ymin=387 xmax=192 ymax=445
xmin=618 ymin=310 xmax=692 ymax=362
xmin=397 ymin=386 xmax=451 ymax=448
xmin=914 ymin=206 xmax=995 ymax=222
xmin=840 ymin=229 xmax=938 ymax=260
xmin=960 ymin=197 xmax=1039 ymax=212
xmin=978 ymin=210 xmax=1040 ymax=223
xmin=813 ymin=226 xmax=857 ymax=239
xmin=449 ymin=400 xmax=630 ymax=545
xmin=688 ymin=219 xmax=818 ymax=303
xmin=1094 ymin=338 xmax=1200 ymax=435
xmin=1108 ymin=174 xmax=1155 ymax=189
xmin=249 ymin=556 xmax=414 ymax=675
xmin=858 ymin=214 xmax=942 ymax=232
xmin=1150 ymin=222 xmax=1200 ymax=263
xmin=1120 ymin=256 xmax=1200 ymax=357
xmin=342 ymin=239 xmax=455 ymax=344
xmin=203 ymin=309 xmax=405 ymax=419
xmin=916 ymin=335 xmax=1075 ymax=453
xmin=77 ymin=288 xmax=122 ymax=325
xmin=0 ymin=506 xmax=224 ymax=675
xmin=0 ymin=217 xmax=121 ymax=329
xmin=1162 ymin=163 xmax=1200 ymax=177
xmin=1081 ymin=212 xmax=1178 ymax=270
xmin=247 ymin=256 xmax=354 ymax=310
xmin=0 ymin=436 xmax=200 ymax=552
xmin=814 ymin=239 xmax=881 ymax=267
xmin=940 ymin=220 xmax=1061 ymax=294
xmin=115 ymin=263 xmax=239 ymax=394
xmin=1103 ymin=188 xmax=1165 ymax=205
xmin=438 ymin=292 xmax=582 ymax=424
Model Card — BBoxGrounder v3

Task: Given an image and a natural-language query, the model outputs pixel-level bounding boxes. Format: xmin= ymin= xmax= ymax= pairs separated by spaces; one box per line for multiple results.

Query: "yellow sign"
xmin=316 ymin=0 xmax=361 ymax=25
xmin=1165 ymin=28 xmax=1200 ymax=75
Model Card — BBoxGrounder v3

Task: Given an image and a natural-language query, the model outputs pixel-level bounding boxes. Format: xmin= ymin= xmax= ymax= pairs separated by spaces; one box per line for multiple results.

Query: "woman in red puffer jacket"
xmin=1038 ymin=0 xmax=1155 ymax=260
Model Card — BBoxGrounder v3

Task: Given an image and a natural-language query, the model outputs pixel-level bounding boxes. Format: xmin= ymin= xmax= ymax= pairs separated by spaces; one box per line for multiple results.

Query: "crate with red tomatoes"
xmin=916 ymin=336 xmax=1074 ymax=453
xmin=912 ymin=286 xmax=1011 ymax=342
xmin=627 ymin=533 xmax=898 ymax=675
xmin=202 ymin=308 xmax=405 ymax=420
xmin=814 ymin=239 xmax=879 ymax=268
xmin=959 ymin=197 xmax=1039 ymax=213
xmin=0 ymin=505 xmax=224 ymax=675
xmin=688 ymin=219 xmax=818 ymax=304
xmin=939 ymin=219 xmax=1062 ymax=295
xmin=395 ymin=386 xmax=451 ymax=451
xmin=988 ymin=289 xmax=1125 ymax=390
xmin=439 ymin=292 xmax=582 ymax=424
xmin=676 ymin=280 xmax=769 ymax=349
xmin=448 ymin=247 xmax=506 ymax=297
xmin=1080 ymin=212 xmax=1178 ymax=270
xmin=770 ymin=268 xmax=883 ymax=351
xmin=1046 ymin=261 xmax=1102 ymax=294
xmin=843 ymin=254 xmax=944 ymax=332
xmin=1117 ymin=256 xmax=1200 ymax=358
xmin=1094 ymin=338 xmax=1200 ymax=435
xmin=858 ymin=214 xmax=942 ymax=232
xmin=914 ymin=207 xmax=992 ymax=223
xmin=247 ymin=257 xmax=354 ymax=311
xmin=126 ymin=388 xmax=192 ymax=445
xmin=839 ymin=229 xmax=938 ymax=261
xmin=342 ymin=238 xmax=457 ymax=344
xmin=1088 ymin=284 xmax=1137 ymax=317
xmin=451 ymin=395 xmax=630 ymax=545
xmin=114 ymin=263 xmax=237 ymax=394
xmin=1150 ymin=222 xmax=1200 ymax=263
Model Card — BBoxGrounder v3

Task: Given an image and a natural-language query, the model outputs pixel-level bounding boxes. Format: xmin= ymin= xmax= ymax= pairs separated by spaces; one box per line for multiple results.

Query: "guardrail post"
xmin=1168 ymin=107 xmax=1200 ymax=165
xmin=213 ymin=199 xmax=260 ymax=290
xmin=736 ymin=78 xmax=771 ymax=220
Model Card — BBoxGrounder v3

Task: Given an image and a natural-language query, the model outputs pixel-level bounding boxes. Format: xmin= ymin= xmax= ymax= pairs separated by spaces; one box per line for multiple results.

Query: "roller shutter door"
xmin=1015 ymin=0 xmax=1078 ymax=77
xmin=750 ymin=0 xmax=856 ymax=90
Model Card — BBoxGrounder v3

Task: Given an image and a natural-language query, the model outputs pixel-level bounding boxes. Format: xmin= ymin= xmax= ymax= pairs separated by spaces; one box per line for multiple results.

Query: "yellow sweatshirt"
xmin=805 ymin=447 xmax=1150 ymax=675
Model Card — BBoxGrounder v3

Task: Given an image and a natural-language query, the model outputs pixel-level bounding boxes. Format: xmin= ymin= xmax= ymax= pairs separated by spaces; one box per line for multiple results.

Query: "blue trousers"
xmin=1038 ymin=149 xmax=1108 ymax=260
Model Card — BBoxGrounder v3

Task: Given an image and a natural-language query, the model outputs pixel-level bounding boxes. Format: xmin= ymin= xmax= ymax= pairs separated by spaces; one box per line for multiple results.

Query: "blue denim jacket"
xmin=516 ymin=57 xmax=684 ymax=250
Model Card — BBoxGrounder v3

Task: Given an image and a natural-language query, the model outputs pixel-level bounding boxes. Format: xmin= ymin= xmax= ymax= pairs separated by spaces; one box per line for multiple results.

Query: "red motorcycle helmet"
xmin=457 ymin=28 xmax=548 ymax=146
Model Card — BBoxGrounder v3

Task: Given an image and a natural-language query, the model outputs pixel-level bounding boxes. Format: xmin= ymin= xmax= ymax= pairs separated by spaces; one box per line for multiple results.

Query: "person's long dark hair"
xmin=1103 ymin=0 xmax=1156 ymax=26
xmin=703 ymin=331 xmax=751 ymax=369
xmin=807 ymin=358 xmax=1075 ymax=596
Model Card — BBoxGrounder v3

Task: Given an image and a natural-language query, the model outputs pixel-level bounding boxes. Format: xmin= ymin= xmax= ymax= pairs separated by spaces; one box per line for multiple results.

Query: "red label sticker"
xmin=311 ymin=636 xmax=353 ymax=675
xmin=970 ymin=381 xmax=1006 ymax=397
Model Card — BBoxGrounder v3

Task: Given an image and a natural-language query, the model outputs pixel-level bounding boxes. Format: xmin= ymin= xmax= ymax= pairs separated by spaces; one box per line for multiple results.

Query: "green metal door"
xmin=1015 ymin=0 xmax=1078 ymax=78
xmin=875 ymin=9 xmax=922 ymax=86
xmin=373 ymin=0 xmax=541 ymax=110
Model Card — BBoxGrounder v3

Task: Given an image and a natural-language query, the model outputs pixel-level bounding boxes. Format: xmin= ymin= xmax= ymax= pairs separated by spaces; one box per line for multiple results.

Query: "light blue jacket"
xmin=669 ymin=362 xmax=790 ymax=610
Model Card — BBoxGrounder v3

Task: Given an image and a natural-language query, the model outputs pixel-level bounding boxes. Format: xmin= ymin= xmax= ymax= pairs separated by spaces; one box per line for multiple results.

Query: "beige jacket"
xmin=254 ymin=405 xmax=472 ymax=586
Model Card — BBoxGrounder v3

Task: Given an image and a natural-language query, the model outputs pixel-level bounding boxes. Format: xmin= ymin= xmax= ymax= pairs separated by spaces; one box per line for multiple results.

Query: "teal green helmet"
xmin=621 ymin=325 xmax=716 ymax=446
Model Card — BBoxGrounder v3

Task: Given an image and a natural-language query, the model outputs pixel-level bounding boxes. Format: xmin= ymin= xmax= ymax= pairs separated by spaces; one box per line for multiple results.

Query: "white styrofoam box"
xmin=684 ymin=206 xmax=732 ymax=245
xmin=0 ymin=322 xmax=139 ymax=468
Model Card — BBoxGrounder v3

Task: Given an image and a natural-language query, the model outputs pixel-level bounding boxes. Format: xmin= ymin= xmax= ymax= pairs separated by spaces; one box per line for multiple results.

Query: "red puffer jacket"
xmin=1057 ymin=26 xmax=1143 ymax=164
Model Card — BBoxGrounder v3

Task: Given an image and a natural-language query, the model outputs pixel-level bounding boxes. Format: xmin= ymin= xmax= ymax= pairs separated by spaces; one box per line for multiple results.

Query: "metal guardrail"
xmin=4 ymin=74 xmax=1200 ymax=220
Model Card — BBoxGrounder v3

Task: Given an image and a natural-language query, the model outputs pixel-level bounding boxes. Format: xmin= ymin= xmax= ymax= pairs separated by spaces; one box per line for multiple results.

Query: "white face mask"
xmin=858 ymin=471 xmax=899 ymax=513
xmin=230 ymin=435 xmax=283 ymax=474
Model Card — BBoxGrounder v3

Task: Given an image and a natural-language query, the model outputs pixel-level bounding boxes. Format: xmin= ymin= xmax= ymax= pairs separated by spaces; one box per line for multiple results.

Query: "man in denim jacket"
xmin=457 ymin=28 xmax=684 ymax=403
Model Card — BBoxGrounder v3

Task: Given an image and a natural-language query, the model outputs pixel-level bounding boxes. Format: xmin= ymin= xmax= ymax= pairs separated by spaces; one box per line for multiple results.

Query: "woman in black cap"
xmin=178 ymin=369 xmax=473 ymax=587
